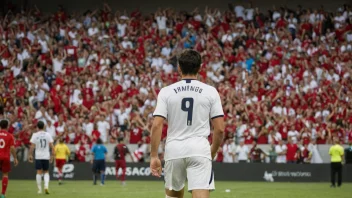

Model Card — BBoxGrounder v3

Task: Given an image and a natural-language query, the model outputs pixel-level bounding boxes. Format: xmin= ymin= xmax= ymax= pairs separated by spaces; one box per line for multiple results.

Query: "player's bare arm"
xmin=28 ymin=143 xmax=36 ymax=163
xmin=150 ymin=116 xmax=164 ymax=178
xmin=129 ymin=153 xmax=134 ymax=162
xmin=126 ymin=149 xmax=134 ymax=162
xmin=211 ymin=116 xmax=225 ymax=159
xmin=10 ymin=145 xmax=18 ymax=166
xmin=49 ymin=143 xmax=55 ymax=163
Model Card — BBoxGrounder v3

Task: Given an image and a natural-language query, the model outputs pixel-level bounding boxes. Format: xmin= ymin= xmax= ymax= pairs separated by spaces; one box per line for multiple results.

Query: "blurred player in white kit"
xmin=28 ymin=121 xmax=55 ymax=194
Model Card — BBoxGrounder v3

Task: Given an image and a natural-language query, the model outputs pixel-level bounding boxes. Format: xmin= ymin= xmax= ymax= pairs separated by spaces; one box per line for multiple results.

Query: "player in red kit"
xmin=0 ymin=120 xmax=19 ymax=198
xmin=114 ymin=138 xmax=133 ymax=185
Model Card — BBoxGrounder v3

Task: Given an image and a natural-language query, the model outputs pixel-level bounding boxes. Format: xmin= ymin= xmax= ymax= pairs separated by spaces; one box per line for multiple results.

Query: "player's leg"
xmin=164 ymin=159 xmax=187 ymax=198
xmin=330 ymin=163 xmax=336 ymax=187
xmin=120 ymin=160 xmax=127 ymax=185
xmin=1 ymin=160 xmax=11 ymax=197
xmin=92 ymin=160 xmax=98 ymax=185
xmin=43 ymin=160 xmax=50 ymax=194
xmin=190 ymin=189 xmax=210 ymax=198
xmin=115 ymin=160 xmax=120 ymax=180
xmin=57 ymin=160 xmax=65 ymax=185
xmin=36 ymin=169 xmax=43 ymax=193
xmin=165 ymin=188 xmax=185 ymax=198
xmin=56 ymin=160 xmax=62 ymax=184
xmin=43 ymin=170 xmax=50 ymax=194
xmin=100 ymin=160 xmax=106 ymax=185
xmin=58 ymin=166 xmax=63 ymax=184
xmin=337 ymin=163 xmax=342 ymax=187
xmin=1 ymin=172 xmax=9 ymax=198
xmin=35 ymin=160 xmax=43 ymax=194
xmin=186 ymin=157 xmax=214 ymax=198
xmin=100 ymin=170 xmax=105 ymax=185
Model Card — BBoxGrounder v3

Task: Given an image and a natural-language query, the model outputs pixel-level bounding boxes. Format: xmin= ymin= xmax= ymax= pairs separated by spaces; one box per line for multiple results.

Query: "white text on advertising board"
xmin=270 ymin=171 xmax=312 ymax=177
xmin=53 ymin=164 xmax=75 ymax=179
xmin=105 ymin=166 xmax=152 ymax=176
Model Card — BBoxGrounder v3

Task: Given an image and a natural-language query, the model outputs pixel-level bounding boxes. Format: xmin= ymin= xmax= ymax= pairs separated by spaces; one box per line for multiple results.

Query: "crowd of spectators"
xmin=1 ymin=2 xmax=352 ymax=163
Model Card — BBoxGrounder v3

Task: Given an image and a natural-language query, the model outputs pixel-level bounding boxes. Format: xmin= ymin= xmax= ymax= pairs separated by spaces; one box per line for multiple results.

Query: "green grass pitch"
xmin=7 ymin=180 xmax=351 ymax=198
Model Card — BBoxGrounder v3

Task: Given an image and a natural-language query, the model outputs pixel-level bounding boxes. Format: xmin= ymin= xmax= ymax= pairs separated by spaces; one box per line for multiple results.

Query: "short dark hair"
xmin=178 ymin=49 xmax=201 ymax=75
xmin=117 ymin=137 xmax=124 ymax=143
xmin=96 ymin=138 xmax=103 ymax=144
xmin=37 ymin=121 xmax=45 ymax=130
xmin=0 ymin=120 xmax=9 ymax=129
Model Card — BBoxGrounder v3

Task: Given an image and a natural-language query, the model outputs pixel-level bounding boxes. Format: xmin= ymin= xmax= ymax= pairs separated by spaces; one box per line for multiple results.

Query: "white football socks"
xmin=36 ymin=174 xmax=42 ymax=192
xmin=44 ymin=173 xmax=50 ymax=189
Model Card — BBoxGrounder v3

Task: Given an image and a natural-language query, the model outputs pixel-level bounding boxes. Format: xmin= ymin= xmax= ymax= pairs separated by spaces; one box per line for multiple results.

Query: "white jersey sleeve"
xmin=30 ymin=133 xmax=37 ymax=144
xmin=210 ymin=88 xmax=224 ymax=119
xmin=30 ymin=131 xmax=53 ymax=160
xmin=153 ymin=88 xmax=168 ymax=119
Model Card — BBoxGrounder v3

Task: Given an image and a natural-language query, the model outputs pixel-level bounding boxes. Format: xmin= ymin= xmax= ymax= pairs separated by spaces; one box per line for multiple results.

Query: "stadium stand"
xmin=1 ymin=1 xmax=352 ymax=163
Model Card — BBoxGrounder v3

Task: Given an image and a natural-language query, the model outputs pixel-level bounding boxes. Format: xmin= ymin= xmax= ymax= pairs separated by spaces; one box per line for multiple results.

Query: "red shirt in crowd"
xmin=216 ymin=148 xmax=224 ymax=163
xmin=243 ymin=129 xmax=254 ymax=144
xmin=161 ymin=124 xmax=168 ymax=141
xmin=82 ymin=87 xmax=94 ymax=99
xmin=111 ymin=84 xmax=123 ymax=99
xmin=286 ymin=143 xmax=298 ymax=162
xmin=279 ymin=124 xmax=288 ymax=140
xmin=348 ymin=131 xmax=352 ymax=143
xmin=51 ymin=94 xmax=62 ymax=114
xmin=74 ymin=133 xmax=90 ymax=144
xmin=301 ymin=146 xmax=310 ymax=162
xmin=129 ymin=127 xmax=143 ymax=144
xmin=7 ymin=126 xmax=15 ymax=134
xmin=55 ymin=11 xmax=67 ymax=22
xmin=333 ymin=128 xmax=345 ymax=143
xmin=257 ymin=132 xmax=268 ymax=144
xmin=65 ymin=45 xmax=78 ymax=59
xmin=19 ymin=130 xmax=31 ymax=145
xmin=91 ymin=130 xmax=101 ymax=143
xmin=316 ymin=127 xmax=327 ymax=144
xmin=76 ymin=145 xmax=86 ymax=162
xmin=16 ymin=86 xmax=27 ymax=98
xmin=126 ymin=87 xmax=139 ymax=97
xmin=83 ymin=98 xmax=95 ymax=110
xmin=224 ymin=125 xmax=236 ymax=138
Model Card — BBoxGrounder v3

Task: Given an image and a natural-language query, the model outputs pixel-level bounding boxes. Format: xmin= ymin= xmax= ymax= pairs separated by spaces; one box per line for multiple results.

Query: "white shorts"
xmin=164 ymin=156 xmax=215 ymax=192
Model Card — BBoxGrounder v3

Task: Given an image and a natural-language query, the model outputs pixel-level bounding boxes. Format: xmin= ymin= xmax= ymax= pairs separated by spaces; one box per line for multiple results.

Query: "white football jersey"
xmin=153 ymin=79 xmax=224 ymax=161
xmin=30 ymin=130 xmax=54 ymax=160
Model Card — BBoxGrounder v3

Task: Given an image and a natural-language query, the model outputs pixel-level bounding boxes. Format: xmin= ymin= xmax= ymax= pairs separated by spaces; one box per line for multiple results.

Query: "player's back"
xmin=154 ymin=79 xmax=223 ymax=161
xmin=0 ymin=130 xmax=14 ymax=160
xmin=30 ymin=131 xmax=53 ymax=160
xmin=115 ymin=143 xmax=125 ymax=160
xmin=92 ymin=144 xmax=107 ymax=160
